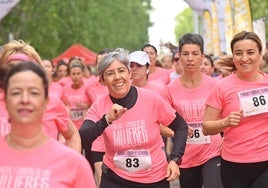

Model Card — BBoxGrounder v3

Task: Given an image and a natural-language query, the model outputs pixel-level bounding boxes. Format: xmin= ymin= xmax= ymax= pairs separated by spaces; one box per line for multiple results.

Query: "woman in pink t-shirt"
xmin=166 ymin=33 xmax=223 ymax=188
xmin=0 ymin=62 xmax=96 ymax=188
xmin=142 ymin=44 xmax=171 ymax=88
xmin=79 ymin=49 xmax=188 ymax=188
xmin=62 ymin=61 xmax=91 ymax=129
xmin=203 ymin=31 xmax=268 ymax=188
xmin=129 ymin=50 xmax=174 ymax=153
xmin=53 ymin=60 xmax=68 ymax=83
xmin=200 ymin=54 xmax=215 ymax=77
xmin=41 ymin=59 xmax=64 ymax=100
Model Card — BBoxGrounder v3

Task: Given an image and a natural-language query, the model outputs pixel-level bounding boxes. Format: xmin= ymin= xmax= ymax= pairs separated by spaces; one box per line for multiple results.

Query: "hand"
xmin=160 ymin=125 xmax=174 ymax=137
xmin=187 ymin=125 xmax=194 ymax=138
xmin=76 ymin=102 xmax=88 ymax=109
xmin=106 ymin=103 xmax=127 ymax=123
xmin=166 ymin=160 xmax=180 ymax=181
xmin=223 ymin=110 xmax=243 ymax=128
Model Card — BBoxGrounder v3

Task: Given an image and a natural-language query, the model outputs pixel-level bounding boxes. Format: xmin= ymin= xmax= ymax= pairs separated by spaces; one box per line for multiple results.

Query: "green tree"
xmin=0 ymin=0 xmax=152 ymax=60
xmin=174 ymin=7 xmax=194 ymax=43
xmin=250 ymin=0 xmax=268 ymax=40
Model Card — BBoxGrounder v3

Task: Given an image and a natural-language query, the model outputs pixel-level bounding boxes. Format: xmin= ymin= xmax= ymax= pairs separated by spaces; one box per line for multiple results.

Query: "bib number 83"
xmin=126 ymin=158 xmax=139 ymax=168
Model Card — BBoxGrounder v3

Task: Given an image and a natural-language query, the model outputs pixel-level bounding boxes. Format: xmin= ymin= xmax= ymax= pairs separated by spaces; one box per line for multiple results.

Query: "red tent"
xmin=53 ymin=44 xmax=97 ymax=65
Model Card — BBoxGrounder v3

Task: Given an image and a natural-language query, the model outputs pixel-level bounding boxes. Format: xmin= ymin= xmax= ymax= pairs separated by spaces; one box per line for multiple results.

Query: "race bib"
xmin=238 ymin=87 xmax=268 ymax=117
xmin=113 ymin=149 xmax=152 ymax=173
xmin=69 ymin=109 xmax=85 ymax=121
xmin=187 ymin=122 xmax=211 ymax=144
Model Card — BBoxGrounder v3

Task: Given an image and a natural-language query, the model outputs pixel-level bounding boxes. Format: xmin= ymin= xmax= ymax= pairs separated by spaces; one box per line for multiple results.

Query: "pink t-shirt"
xmin=148 ymin=67 xmax=170 ymax=88
xmin=206 ymin=73 xmax=268 ymax=163
xmin=56 ymin=76 xmax=71 ymax=87
xmin=62 ymin=84 xmax=91 ymax=129
xmin=0 ymin=94 xmax=68 ymax=140
xmin=86 ymin=87 xmax=176 ymax=183
xmin=49 ymin=82 xmax=63 ymax=100
xmin=166 ymin=74 xmax=221 ymax=168
xmin=86 ymin=77 xmax=108 ymax=152
xmin=142 ymin=81 xmax=168 ymax=100
xmin=0 ymin=92 xmax=10 ymax=137
xmin=0 ymin=137 xmax=96 ymax=188
xmin=42 ymin=96 xmax=69 ymax=139
xmin=86 ymin=77 xmax=108 ymax=102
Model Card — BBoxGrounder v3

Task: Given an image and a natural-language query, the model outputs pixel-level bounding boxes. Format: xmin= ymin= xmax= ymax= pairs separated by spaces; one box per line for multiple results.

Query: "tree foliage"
xmin=174 ymin=7 xmax=194 ymax=44
xmin=0 ymin=0 xmax=152 ymax=59
xmin=250 ymin=0 xmax=268 ymax=39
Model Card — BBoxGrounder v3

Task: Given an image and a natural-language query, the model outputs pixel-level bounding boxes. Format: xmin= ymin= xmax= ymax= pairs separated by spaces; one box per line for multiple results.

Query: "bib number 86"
xmin=252 ymin=95 xmax=266 ymax=107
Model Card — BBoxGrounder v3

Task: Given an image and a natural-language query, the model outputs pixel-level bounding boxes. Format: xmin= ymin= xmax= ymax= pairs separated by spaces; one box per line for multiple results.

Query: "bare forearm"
xmin=65 ymin=129 xmax=81 ymax=153
xmin=61 ymin=119 xmax=82 ymax=153
xmin=203 ymin=118 xmax=226 ymax=135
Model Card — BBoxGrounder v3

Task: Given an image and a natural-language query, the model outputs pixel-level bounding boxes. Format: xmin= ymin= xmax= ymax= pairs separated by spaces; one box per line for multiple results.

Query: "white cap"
xmin=129 ymin=51 xmax=150 ymax=66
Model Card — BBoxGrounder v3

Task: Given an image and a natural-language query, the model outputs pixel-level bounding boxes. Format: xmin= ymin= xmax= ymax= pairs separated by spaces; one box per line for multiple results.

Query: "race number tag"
xmin=69 ymin=109 xmax=85 ymax=121
xmin=238 ymin=87 xmax=268 ymax=117
xmin=113 ymin=149 xmax=152 ymax=173
xmin=187 ymin=122 xmax=211 ymax=144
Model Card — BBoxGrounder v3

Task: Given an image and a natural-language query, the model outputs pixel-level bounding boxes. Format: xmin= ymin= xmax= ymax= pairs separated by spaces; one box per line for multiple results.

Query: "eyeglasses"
xmin=173 ymin=58 xmax=180 ymax=62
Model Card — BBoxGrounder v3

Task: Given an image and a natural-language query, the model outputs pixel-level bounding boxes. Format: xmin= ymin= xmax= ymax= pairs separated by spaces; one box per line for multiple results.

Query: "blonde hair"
xmin=0 ymin=40 xmax=42 ymax=65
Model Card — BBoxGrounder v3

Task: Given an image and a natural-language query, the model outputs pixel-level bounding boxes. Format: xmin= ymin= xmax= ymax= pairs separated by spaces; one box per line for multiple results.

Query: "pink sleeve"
xmin=155 ymin=92 xmax=176 ymax=126
xmin=206 ymin=84 xmax=223 ymax=111
xmin=61 ymin=86 xmax=69 ymax=104
xmin=74 ymin=156 xmax=97 ymax=188
xmin=50 ymin=96 xmax=69 ymax=132
xmin=84 ymin=101 xmax=102 ymax=122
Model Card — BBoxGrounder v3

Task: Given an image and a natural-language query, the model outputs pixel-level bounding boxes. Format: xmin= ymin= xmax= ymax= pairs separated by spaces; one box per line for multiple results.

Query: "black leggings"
xmin=100 ymin=163 xmax=169 ymax=188
xmin=179 ymin=156 xmax=223 ymax=188
xmin=221 ymin=159 xmax=268 ymax=188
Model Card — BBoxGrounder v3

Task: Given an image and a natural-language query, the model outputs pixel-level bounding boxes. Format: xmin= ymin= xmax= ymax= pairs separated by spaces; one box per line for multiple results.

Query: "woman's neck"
xmin=6 ymin=125 xmax=48 ymax=150
xmin=149 ymin=64 xmax=156 ymax=74
xmin=132 ymin=79 xmax=147 ymax=87
xmin=180 ymin=72 xmax=203 ymax=88
xmin=235 ymin=71 xmax=263 ymax=82
xmin=72 ymin=82 xmax=83 ymax=89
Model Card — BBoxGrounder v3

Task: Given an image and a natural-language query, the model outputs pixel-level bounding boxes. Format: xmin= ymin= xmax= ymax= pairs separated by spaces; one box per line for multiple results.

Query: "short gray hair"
xmin=97 ymin=48 xmax=130 ymax=77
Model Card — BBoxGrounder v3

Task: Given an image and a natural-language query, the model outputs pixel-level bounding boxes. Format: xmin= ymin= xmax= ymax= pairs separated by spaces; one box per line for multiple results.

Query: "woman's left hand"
xmin=166 ymin=160 xmax=180 ymax=181
xmin=106 ymin=103 xmax=127 ymax=123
